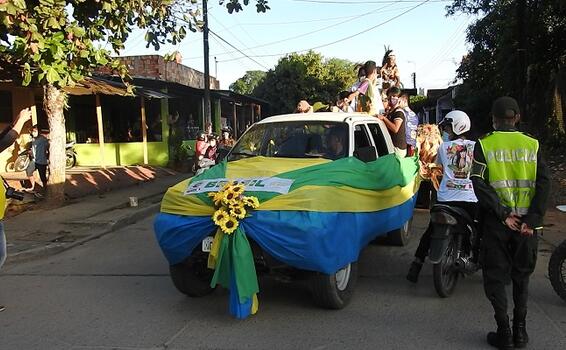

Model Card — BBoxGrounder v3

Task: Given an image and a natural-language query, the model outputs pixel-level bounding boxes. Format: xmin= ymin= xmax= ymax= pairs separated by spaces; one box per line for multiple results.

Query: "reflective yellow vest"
xmin=479 ymin=131 xmax=538 ymax=216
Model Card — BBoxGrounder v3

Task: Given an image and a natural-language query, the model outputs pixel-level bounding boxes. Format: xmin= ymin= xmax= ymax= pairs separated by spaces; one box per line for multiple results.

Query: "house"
xmin=422 ymin=86 xmax=458 ymax=125
xmin=0 ymin=55 xmax=268 ymax=170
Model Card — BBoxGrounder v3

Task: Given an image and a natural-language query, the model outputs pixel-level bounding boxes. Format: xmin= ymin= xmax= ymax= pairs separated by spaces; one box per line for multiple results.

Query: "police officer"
xmin=470 ymin=97 xmax=550 ymax=349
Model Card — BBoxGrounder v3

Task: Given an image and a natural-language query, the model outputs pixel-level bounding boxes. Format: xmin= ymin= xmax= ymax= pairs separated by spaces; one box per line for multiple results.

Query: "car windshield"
xmin=228 ymin=121 xmax=349 ymax=161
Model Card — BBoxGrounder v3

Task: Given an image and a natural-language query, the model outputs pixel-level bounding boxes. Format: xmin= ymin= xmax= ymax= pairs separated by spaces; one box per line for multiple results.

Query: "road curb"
xmin=8 ymin=202 xmax=162 ymax=264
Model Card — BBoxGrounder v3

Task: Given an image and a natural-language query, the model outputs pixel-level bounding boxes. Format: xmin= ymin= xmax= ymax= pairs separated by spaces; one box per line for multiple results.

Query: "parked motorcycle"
xmin=5 ymin=148 xmax=31 ymax=172
xmin=428 ymin=204 xmax=480 ymax=297
xmin=549 ymin=205 xmax=566 ymax=302
xmin=65 ymin=141 xmax=77 ymax=169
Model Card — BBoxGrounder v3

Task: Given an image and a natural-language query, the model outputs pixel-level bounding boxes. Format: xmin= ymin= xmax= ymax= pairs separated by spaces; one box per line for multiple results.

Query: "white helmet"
xmin=441 ymin=110 xmax=471 ymax=135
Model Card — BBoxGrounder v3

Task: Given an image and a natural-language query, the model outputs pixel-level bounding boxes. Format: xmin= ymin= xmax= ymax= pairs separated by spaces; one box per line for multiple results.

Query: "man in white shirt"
xmin=407 ymin=110 xmax=478 ymax=283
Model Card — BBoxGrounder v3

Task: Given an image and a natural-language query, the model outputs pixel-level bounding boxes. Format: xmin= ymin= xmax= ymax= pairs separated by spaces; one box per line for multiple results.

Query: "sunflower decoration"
xmin=222 ymin=189 xmax=240 ymax=206
xmin=230 ymin=206 xmax=247 ymax=219
xmin=208 ymin=192 xmax=224 ymax=207
xmin=221 ymin=216 xmax=239 ymax=234
xmin=208 ymin=182 xmax=260 ymax=235
xmin=242 ymin=196 xmax=260 ymax=209
xmin=212 ymin=209 xmax=230 ymax=226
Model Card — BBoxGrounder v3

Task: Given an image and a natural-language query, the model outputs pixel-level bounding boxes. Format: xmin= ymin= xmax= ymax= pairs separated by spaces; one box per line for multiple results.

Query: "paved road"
xmin=1 ymin=211 xmax=565 ymax=350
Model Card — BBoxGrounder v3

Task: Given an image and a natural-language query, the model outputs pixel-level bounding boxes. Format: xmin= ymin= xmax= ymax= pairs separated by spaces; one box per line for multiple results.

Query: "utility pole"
xmin=203 ymin=0 xmax=211 ymax=125
xmin=214 ymin=56 xmax=218 ymax=78
xmin=411 ymin=72 xmax=416 ymax=90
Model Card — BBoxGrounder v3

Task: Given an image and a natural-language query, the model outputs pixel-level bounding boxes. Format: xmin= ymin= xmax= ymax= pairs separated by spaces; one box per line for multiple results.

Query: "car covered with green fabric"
xmin=154 ymin=113 xmax=420 ymax=318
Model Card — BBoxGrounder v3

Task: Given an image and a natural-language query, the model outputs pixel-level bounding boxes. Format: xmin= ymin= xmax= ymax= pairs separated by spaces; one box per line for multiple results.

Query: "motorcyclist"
xmin=407 ymin=110 xmax=478 ymax=283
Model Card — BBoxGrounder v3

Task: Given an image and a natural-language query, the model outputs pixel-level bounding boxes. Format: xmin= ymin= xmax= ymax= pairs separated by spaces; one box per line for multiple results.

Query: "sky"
xmin=120 ymin=0 xmax=475 ymax=92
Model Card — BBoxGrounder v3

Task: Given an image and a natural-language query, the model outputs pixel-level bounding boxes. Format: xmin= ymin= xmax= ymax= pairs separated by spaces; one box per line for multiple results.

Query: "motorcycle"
xmin=5 ymin=148 xmax=31 ymax=172
xmin=428 ymin=204 xmax=480 ymax=297
xmin=549 ymin=205 xmax=566 ymax=302
xmin=6 ymin=141 xmax=77 ymax=172
xmin=65 ymin=141 xmax=77 ymax=169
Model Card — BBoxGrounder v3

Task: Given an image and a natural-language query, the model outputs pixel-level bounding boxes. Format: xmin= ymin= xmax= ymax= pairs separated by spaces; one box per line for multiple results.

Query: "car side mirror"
xmin=216 ymin=147 xmax=230 ymax=163
xmin=354 ymin=146 xmax=377 ymax=163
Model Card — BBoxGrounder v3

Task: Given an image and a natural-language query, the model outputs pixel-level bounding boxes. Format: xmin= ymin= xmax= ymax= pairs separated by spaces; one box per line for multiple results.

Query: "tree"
xmin=251 ymin=51 xmax=357 ymax=115
xmin=448 ymin=0 xmax=566 ymax=140
xmin=229 ymin=70 xmax=266 ymax=95
xmin=0 ymin=0 xmax=269 ymax=204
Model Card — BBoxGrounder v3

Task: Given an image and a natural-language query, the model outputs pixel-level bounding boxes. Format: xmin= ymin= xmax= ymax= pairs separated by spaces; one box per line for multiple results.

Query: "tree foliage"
xmin=0 ymin=0 xmax=269 ymax=203
xmin=449 ymin=0 xmax=566 ymax=139
xmin=229 ymin=70 xmax=266 ymax=95
xmin=248 ymin=51 xmax=357 ymax=115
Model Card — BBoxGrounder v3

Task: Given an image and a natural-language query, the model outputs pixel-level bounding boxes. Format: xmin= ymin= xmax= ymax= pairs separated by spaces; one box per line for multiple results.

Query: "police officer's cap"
xmin=492 ymin=96 xmax=520 ymax=119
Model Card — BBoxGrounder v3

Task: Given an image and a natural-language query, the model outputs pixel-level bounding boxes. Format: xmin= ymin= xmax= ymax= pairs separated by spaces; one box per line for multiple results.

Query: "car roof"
xmin=257 ymin=112 xmax=380 ymax=124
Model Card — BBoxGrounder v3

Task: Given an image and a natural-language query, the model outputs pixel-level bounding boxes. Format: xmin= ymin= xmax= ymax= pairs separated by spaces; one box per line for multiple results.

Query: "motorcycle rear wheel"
xmin=66 ymin=152 xmax=76 ymax=169
xmin=549 ymin=240 xmax=566 ymax=302
xmin=14 ymin=156 xmax=30 ymax=172
xmin=433 ymin=234 xmax=460 ymax=298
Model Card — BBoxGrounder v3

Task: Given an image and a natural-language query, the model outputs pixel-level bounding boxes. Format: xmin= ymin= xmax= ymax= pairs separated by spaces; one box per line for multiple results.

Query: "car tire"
xmin=310 ymin=262 xmax=358 ymax=309
xmin=169 ymin=250 xmax=215 ymax=297
xmin=387 ymin=219 xmax=413 ymax=246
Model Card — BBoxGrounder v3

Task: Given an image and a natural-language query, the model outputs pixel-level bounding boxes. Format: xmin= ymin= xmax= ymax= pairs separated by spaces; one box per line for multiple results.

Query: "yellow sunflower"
xmin=220 ymin=216 xmax=239 ymax=234
xmin=222 ymin=189 xmax=239 ymax=206
xmin=230 ymin=206 xmax=247 ymax=219
xmin=208 ymin=192 xmax=224 ymax=207
xmin=230 ymin=183 xmax=245 ymax=196
xmin=221 ymin=182 xmax=233 ymax=192
xmin=212 ymin=209 xmax=229 ymax=226
xmin=242 ymin=196 xmax=260 ymax=209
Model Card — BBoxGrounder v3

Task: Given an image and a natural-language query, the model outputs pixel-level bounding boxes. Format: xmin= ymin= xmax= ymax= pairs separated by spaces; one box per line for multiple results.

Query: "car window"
xmin=367 ymin=123 xmax=390 ymax=157
xmin=354 ymin=124 xmax=371 ymax=151
xmin=229 ymin=121 xmax=349 ymax=160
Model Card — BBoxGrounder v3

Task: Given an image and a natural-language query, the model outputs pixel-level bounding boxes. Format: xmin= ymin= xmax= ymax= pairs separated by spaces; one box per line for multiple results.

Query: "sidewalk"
xmin=3 ymin=170 xmax=190 ymax=264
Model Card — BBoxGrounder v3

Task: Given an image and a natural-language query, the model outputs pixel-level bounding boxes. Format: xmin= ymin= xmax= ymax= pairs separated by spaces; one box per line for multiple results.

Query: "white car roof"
xmin=257 ymin=112 xmax=380 ymax=124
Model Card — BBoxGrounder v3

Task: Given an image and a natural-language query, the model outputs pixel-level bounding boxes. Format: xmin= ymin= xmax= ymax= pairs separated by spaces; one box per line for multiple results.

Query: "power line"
xmin=183 ymin=3 xmax=416 ymax=60
xmin=218 ymin=0 xmax=432 ymax=63
xmin=209 ymin=29 xmax=269 ymax=70
xmin=291 ymin=0 xmax=449 ymax=3
xmin=209 ymin=12 xmax=272 ymax=68
xmin=211 ymin=2 xmax=396 ymax=57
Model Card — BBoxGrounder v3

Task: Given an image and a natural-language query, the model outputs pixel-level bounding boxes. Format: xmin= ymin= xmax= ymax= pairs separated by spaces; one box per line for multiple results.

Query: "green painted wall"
xmin=75 ymin=142 xmax=168 ymax=166
xmin=74 ymin=95 xmax=171 ymax=167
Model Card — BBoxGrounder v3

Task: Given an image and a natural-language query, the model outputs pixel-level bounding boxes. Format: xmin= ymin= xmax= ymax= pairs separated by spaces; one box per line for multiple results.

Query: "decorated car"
xmin=154 ymin=113 xmax=420 ymax=319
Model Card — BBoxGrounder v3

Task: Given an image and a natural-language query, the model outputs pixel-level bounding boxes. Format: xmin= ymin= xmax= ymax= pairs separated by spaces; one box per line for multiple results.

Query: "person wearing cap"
xmin=470 ymin=97 xmax=550 ymax=350
xmin=407 ymin=110 xmax=477 ymax=283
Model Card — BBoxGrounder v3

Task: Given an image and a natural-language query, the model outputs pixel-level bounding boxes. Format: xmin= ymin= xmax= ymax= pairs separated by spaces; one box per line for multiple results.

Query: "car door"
xmin=367 ymin=122 xmax=394 ymax=157
xmin=353 ymin=123 xmax=378 ymax=162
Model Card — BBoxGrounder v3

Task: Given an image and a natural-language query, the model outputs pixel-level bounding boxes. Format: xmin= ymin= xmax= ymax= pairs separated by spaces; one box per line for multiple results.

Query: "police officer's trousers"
xmin=481 ymin=220 xmax=538 ymax=322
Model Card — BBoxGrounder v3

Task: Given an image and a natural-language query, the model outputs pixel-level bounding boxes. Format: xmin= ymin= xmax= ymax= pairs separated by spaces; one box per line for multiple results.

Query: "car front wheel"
xmin=310 ymin=262 xmax=358 ymax=309
xmin=169 ymin=250 xmax=215 ymax=297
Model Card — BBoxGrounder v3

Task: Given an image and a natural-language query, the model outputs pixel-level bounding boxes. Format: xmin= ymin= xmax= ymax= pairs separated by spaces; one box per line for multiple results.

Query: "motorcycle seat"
xmin=431 ymin=204 xmax=475 ymax=227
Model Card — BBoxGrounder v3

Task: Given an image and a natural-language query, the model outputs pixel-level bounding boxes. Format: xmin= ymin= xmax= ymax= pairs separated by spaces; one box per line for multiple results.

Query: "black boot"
xmin=487 ymin=316 xmax=514 ymax=350
xmin=513 ymin=309 xmax=529 ymax=348
xmin=406 ymin=261 xmax=423 ymax=283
